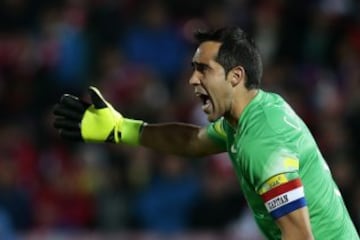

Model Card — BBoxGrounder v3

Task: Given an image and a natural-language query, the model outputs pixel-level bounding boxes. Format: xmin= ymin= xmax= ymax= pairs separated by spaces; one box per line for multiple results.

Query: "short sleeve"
xmin=206 ymin=117 xmax=227 ymax=149
xmin=246 ymin=140 xmax=307 ymax=219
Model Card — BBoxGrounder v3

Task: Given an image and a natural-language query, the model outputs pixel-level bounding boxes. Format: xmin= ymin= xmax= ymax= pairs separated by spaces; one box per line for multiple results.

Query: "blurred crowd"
xmin=0 ymin=0 xmax=359 ymax=238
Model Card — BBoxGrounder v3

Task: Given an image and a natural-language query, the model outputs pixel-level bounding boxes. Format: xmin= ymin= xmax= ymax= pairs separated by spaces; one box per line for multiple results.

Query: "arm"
xmin=140 ymin=123 xmax=225 ymax=157
xmin=276 ymin=207 xmax=314 ymax=240
xmin=256 ymin=170 xmax=314 ymax=240
xmin=53 ymin=86 xmax=225 ymax=157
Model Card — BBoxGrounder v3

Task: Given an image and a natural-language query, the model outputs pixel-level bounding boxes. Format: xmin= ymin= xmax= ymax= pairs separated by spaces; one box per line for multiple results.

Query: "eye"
xmin=197 ymin=64 xmax=205 ymax=73
xmin=192 ymin=63 xmax=209 ymax=74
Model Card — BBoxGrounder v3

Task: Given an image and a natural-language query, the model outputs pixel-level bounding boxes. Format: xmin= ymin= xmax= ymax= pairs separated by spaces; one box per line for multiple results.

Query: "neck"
xmin=225 ymin=88 xmax=259 ymax=128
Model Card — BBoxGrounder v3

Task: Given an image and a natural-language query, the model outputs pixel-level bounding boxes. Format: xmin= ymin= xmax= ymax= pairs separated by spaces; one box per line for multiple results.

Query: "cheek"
xmin=218 ymin=86 xmax=234 ymax=113
xmin=211 ymin=84 xmax=232 ymax=111
xmin=216 ymin=81 xmax=232 ymax=99
xmin=205 ymin=73 xmax=229 ymax=102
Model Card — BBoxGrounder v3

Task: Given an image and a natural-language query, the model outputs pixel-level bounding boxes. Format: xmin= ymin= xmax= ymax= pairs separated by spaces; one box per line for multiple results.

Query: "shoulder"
xmin=238 ymin=92 xmax=301 ymax=156
xmin=253 ymin=91 xmax=300 ymax=136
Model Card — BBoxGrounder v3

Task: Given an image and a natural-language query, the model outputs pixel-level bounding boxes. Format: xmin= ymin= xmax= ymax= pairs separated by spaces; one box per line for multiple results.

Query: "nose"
xmin=189 ymin=71 xmax=201 ymax=86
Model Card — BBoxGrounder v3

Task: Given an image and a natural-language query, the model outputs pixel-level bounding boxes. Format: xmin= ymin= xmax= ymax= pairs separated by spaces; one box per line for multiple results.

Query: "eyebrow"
xmin=191 ymin=61 xmax=210 ymax=71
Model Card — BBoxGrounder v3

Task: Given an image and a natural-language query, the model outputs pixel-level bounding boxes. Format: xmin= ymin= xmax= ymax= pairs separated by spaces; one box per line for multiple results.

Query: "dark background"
xmin=0 ymin=0 xmax=359 ymax=239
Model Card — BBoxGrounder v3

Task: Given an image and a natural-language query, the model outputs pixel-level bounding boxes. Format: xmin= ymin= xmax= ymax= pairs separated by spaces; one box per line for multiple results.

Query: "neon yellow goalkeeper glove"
xmin=53 ymin=86 xmax=144 ymax=145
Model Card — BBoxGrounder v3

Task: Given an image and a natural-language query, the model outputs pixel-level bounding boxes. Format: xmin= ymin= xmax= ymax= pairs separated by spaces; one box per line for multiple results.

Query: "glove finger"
xmin=58 ymin=129 xmax=83 ymax=141
xmin=53 ymin=118 xmax=80 ymax=130
xmin=53 ymin=104 xmax=83 ymax=121
xmin=60 ymin=94 xmax=89 ymax=113
xmin=88 ymin=86 xmax=107 ymax=109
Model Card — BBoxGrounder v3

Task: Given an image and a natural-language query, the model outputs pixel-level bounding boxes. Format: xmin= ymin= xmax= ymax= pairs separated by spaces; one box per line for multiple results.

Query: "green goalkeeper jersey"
xmin=207 ymin=90 xmax=359 ymax=240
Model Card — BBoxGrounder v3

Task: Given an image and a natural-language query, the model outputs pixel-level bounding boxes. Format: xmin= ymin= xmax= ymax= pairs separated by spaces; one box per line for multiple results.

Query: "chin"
xmin=207 ymin=116 xmax=216 ymax=122
xmin=207 ymin=113 xmax=222 ymax=122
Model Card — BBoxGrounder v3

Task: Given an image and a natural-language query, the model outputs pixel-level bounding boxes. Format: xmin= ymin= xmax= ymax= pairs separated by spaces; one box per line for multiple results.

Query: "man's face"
xmin=189 ymin=41 xmax=233 ymax=122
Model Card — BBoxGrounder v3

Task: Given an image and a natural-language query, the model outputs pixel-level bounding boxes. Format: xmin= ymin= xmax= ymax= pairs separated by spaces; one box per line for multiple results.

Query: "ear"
xmin=229 ymin=66 xmax=245 ymax=87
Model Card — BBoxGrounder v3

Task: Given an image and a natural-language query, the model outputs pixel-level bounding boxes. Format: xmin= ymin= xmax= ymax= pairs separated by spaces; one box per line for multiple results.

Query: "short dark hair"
xmin=194 ymin=26 xmax=262 ymax=89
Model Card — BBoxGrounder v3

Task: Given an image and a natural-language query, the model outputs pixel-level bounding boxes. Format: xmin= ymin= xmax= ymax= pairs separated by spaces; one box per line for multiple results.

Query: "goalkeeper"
xmin=53 ymin=27 xmax=359 ymax=240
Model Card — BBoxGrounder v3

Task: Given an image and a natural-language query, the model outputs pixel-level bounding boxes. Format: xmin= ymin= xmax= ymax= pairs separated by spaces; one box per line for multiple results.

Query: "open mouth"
xmin=196 ymin=92 xmax=212 ymax=112
xmin=199 ymin=93 xmax=210 ymax=105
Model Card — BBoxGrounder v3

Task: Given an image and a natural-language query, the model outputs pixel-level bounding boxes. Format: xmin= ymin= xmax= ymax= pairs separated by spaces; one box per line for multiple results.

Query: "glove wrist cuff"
xmin=118 ymin=118 xmax=144 ymax=145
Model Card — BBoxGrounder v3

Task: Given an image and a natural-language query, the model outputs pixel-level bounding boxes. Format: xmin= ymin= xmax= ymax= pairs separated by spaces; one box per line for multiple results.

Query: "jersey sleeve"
xmin=247 ymin=140 xmax=307 ymax=219
xmin=259 ymin=172 xmax=307 ymax=219
xmin=206 ymin=117 xmax=227 ymax=150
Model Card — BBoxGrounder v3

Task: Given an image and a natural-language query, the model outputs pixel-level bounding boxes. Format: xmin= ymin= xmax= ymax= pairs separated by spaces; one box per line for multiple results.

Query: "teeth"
xmin=202 ymin=99 xmax=211 ymax=111
xmin=195 ymin=91 xmax=210 ymax=107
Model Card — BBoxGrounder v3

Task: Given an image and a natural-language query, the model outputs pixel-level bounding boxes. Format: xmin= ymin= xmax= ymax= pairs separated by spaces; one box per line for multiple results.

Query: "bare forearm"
xmin=278 ymin=208 xmax=314 ymax=240
xmin=139 ymin=123 xmax=210 ymax=157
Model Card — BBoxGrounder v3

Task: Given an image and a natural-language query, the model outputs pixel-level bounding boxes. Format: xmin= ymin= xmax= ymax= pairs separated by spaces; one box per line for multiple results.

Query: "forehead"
xmin=192 ymin=41 xmax=222 ymax=63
